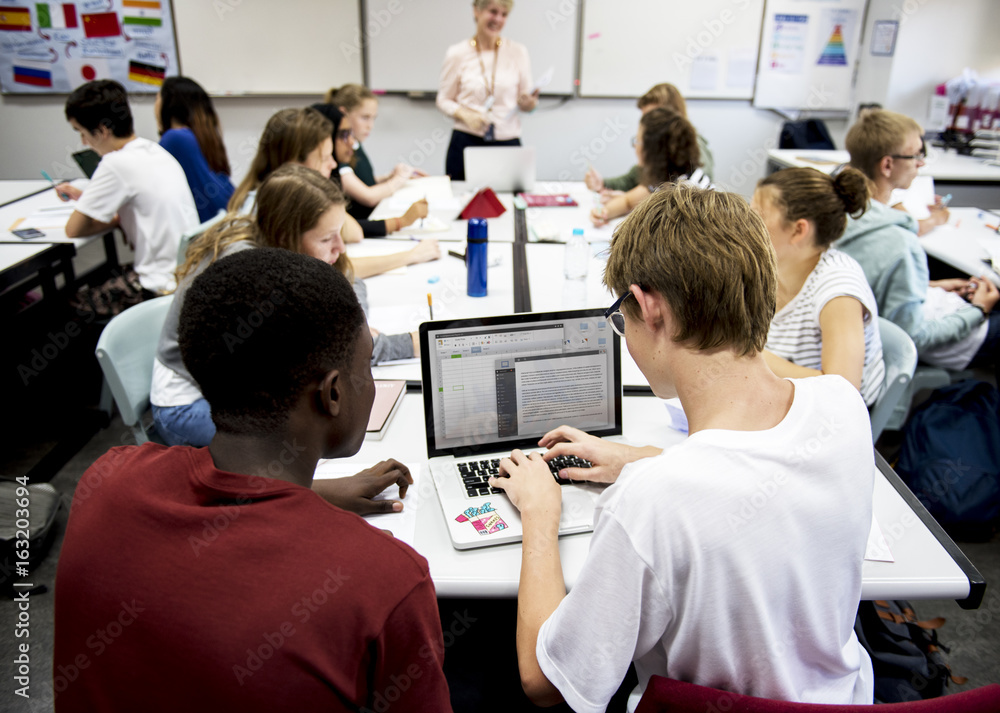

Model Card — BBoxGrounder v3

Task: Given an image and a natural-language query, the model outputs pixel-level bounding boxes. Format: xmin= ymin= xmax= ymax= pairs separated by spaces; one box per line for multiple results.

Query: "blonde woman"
xmin=436 ymin=0 xmax=539 ymax=179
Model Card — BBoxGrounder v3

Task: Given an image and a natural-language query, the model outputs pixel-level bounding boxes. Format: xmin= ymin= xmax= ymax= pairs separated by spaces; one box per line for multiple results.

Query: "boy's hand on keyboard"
xmin=491 ymin=449 xmax=561 ymax=518
xmin=539 ymin=426 xmax=661 ymax=484
xmin=311 ymin=459 xmax=413 ymax=515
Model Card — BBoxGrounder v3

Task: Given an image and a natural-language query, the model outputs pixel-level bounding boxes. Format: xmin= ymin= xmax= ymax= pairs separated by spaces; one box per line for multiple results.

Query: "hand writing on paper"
xmin=539 ymin=426 xmax=661 ymax=484
xmin=54 ymin=183 xmax=82 ymax=201
xmin=406 ymin=238 xmax=440 ymax=265
xmin=311 ymin=459 xmax=413 ymax=515
xmin=590 ymin=205 xmax=610 ymax=227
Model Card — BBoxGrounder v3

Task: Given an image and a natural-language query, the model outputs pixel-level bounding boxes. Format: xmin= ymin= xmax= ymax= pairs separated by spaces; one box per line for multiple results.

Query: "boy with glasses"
xmin=835 ymin=109 xmax=998 ymax=376
xmin=491 ymin=185 xmax=876 ymax=711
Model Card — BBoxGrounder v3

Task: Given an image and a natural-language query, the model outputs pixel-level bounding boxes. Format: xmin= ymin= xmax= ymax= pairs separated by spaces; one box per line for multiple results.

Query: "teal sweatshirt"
xmin=834 ymin=199 xmax=983 ymax=353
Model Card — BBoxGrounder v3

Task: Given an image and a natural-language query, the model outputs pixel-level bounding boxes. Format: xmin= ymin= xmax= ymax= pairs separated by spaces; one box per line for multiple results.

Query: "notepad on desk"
xmin=366 ymin=379 xmax=407 ymax=440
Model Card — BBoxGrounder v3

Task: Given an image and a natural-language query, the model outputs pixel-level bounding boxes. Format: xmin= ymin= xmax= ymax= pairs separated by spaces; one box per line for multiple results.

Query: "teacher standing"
xmin=437 ymin=0 xmax=539 ymax=180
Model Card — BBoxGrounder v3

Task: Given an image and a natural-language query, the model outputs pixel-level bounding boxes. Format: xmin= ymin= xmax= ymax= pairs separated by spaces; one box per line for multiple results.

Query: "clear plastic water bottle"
xmin=467 ymin=218 xmax=488 ymax=297
xmin=564 ymin=228 xmax=589 ymax=280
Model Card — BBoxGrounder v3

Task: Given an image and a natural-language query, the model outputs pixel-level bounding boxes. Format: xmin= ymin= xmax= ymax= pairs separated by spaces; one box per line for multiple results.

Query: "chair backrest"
xmin=95 ymin=295 xmax=174 ymax=444
xmin=869 ymin=317 xmax=918 ymax=441
xmin=635 ymin=676 xmax=1000 ymax=712
xmin=177 ymin=209 xmax=227 ymax=265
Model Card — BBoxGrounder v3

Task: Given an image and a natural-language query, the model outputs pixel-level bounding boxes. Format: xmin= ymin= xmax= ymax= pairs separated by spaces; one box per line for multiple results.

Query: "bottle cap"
xmin=467 ymin=217 xmax=488 ymax=242
xmin=572 ymin=228 xmax=585 ymax=236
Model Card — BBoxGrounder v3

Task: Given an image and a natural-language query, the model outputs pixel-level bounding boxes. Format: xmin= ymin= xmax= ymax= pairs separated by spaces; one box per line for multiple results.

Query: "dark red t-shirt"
xmin=54 ymin=444 xmax=451 ymax=712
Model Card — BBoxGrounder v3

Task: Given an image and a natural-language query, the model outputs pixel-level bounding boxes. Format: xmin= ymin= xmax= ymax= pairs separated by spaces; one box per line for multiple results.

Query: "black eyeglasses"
xmin=604 ymin=291 xmax=633 ymax=337
xmin=336 ymin=129 xmax=354 ymax=141
xmin=890 ymin=140 xmax=927 ymax=161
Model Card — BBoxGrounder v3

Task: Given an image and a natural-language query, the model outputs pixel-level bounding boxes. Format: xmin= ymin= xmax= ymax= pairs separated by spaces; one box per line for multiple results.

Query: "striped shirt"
xmin=767 ymin=249 xmax=886 ymax=406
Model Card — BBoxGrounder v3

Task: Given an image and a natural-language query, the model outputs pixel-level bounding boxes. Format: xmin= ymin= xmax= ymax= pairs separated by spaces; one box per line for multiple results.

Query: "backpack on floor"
xmin=895 ymin=379 xmax=1000 ymax=541
xmin=855 ymin=599 xmax=967 ymax=703
xmin=0 ymin=477 xmax=62 ymax=597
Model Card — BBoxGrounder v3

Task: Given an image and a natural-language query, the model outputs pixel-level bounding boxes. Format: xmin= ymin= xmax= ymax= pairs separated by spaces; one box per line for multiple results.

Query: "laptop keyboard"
xmin=458 ymin=455 xmax=592 ymax=497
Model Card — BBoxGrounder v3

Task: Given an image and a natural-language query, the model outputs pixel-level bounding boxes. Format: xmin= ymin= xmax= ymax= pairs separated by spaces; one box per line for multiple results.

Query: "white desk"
xmin=767 ymin=149 xmax=1000 ymax=207
xmin=0 ymin=179 xmax=50 ymax=208
xmin=0 ymin=179 xmax=119 ymax=289
xmin=344 ymin=392 xmax=982 ymax=606
xmin=921 ymin=207 xmax=1000 ymax=286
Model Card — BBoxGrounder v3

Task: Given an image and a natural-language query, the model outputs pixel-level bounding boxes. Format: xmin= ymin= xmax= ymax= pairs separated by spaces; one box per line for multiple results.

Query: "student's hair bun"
xmin=832 ymin=167 xmax=868 ymax=218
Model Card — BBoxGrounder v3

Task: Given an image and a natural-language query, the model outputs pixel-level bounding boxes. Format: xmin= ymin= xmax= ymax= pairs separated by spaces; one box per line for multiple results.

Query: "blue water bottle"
xmin=466 ymin=218 xmax=488 ymax=297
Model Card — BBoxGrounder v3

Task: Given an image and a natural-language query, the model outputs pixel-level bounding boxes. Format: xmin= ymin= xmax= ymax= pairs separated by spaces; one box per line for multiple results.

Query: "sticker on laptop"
xmin=455 ymin=502 xmax=508 ymax=535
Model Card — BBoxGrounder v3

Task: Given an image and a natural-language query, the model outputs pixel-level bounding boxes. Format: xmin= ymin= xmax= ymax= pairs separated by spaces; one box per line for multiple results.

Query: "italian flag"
xmin=122 ymin=0 xmax=162 ymax=27
xmin=36 ymin=3 xmax=78 ymax=30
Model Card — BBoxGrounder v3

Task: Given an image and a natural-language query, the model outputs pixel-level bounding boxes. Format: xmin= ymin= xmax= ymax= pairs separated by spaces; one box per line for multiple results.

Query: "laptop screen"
xmin=420 ymin=309 xmax=622 ymax=458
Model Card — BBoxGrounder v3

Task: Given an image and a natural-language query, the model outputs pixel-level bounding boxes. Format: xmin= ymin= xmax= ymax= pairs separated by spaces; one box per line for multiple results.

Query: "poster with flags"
xmin=0 ymin=0 xmax=178 ymax=93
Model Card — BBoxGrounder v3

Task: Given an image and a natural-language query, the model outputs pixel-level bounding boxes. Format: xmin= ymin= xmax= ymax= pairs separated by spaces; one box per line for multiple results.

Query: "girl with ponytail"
xmin=752 ymin=167 xmax=886 ymax=405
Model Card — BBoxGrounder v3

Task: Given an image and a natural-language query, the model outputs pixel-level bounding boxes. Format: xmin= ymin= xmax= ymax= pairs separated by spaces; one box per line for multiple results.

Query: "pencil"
xmin=427 ymin=293 xmax=434 ymax=320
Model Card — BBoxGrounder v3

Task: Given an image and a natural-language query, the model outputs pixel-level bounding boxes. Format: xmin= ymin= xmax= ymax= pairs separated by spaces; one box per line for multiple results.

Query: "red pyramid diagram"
xmin=818 ymin=24 xmax=848 ymax=65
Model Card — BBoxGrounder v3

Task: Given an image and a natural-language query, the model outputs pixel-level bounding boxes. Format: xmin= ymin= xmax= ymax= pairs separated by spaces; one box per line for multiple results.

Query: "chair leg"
xmin=98 ymin=377 xmax=115 ymax=421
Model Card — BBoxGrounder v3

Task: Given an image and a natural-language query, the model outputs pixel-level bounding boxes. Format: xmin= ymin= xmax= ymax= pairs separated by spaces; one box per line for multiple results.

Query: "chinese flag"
xmin=82 ymin=12 xmax=120 ymax=38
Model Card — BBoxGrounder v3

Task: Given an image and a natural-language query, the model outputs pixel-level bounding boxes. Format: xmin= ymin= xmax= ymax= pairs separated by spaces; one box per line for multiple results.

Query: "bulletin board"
xmin=578 ymin=0 xmax=766 ymax=99
xmin=753 ymin=0 xmax=868 ymax=111
xmin=0 ymin=0 xmax=179 ymax=94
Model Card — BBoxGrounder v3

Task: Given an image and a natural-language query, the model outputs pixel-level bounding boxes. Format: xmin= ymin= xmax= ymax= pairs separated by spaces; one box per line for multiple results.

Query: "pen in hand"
xmin=41 ymin=170 xmax=69 ymax=200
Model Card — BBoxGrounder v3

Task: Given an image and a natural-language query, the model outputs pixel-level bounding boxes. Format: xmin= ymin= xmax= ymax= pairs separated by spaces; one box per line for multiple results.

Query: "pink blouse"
xmin=436 ymin=38 xmax=532 ymax=141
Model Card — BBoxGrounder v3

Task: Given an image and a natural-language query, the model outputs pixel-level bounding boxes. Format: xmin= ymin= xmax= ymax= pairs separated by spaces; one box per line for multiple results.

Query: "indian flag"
xmin=36 ymin=3 xmax=78 ymax=30
xmin=122 ymin=0 xmax=162 ymax=27
xmin=0 ymin=6 xmax=32 ymax=32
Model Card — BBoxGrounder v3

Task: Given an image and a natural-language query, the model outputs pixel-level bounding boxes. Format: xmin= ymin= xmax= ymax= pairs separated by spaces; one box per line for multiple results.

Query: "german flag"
xmin=128 ymin=59 xmax=165 ymax=86
xmin=0 ymin=6 xmax=32 ymax=32
xmin=13 ymin=65 xmax=53 ymax=87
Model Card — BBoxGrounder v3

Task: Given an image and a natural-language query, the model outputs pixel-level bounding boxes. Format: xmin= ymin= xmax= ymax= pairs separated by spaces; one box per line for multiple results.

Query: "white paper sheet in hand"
xmin=312 ymin=461 xmax=420 ymax=548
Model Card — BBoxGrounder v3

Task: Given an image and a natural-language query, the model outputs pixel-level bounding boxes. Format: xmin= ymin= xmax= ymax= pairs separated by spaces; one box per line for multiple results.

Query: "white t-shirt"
xmin=766 ymin=249 xmax=886 ymax=406
xmin=75 ymin=137 xmax=198 ymax=292
xmin=919 ymin=286 xmax=989 ymax=369
xmin=537 ymin=376 xmax=875 ymax=713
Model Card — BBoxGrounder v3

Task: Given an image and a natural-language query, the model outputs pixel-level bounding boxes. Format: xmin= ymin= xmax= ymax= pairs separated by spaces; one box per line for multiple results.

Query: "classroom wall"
xmin=1 ymin=0 xmax=996 ymax=196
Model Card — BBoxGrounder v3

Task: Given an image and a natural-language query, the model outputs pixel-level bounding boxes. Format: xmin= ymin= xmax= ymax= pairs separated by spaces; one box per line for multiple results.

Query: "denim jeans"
xmin=152 ymin=399 xmax=215 ymax=447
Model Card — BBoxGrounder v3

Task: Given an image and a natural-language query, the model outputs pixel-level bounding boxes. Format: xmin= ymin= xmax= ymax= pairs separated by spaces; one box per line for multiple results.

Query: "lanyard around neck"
xmin=471 ymin=37 xmax=501 ymax=100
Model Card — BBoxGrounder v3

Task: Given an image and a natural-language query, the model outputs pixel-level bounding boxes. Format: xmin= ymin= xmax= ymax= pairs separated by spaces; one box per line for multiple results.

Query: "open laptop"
xmin=420 ymin=309 xmax=622 ymax=550
xmin=463 ymin=146 xmax=536 ymax=192
xmin=72 ymin=149 xmax=101 ymax=179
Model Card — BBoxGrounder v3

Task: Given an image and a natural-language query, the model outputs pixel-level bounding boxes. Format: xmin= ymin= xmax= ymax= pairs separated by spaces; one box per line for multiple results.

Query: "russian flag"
xmin=13 ymin=65 xmax=53 ymax=88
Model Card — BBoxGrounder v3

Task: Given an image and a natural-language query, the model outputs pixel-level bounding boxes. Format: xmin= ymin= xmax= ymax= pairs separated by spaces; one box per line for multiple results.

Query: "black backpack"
xmin=0 ymin=477 xmax=62 ymax=597
xmin=896 ymin=380 xmax=1000 ymax=541
xmin=855 ymin=599 xmax=967 ymax=703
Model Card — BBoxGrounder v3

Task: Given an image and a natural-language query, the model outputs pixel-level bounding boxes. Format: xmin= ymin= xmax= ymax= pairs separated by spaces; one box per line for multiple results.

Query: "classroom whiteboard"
xmin=579 ymin=0 xmax=766 ymax=99
xmin=365 ymin=0 xmax=578 ymax=95
xmin=172 ymin=0 xmax=362 ymax=95
xmin=753 ymin=0 xmax=867 ymax=111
